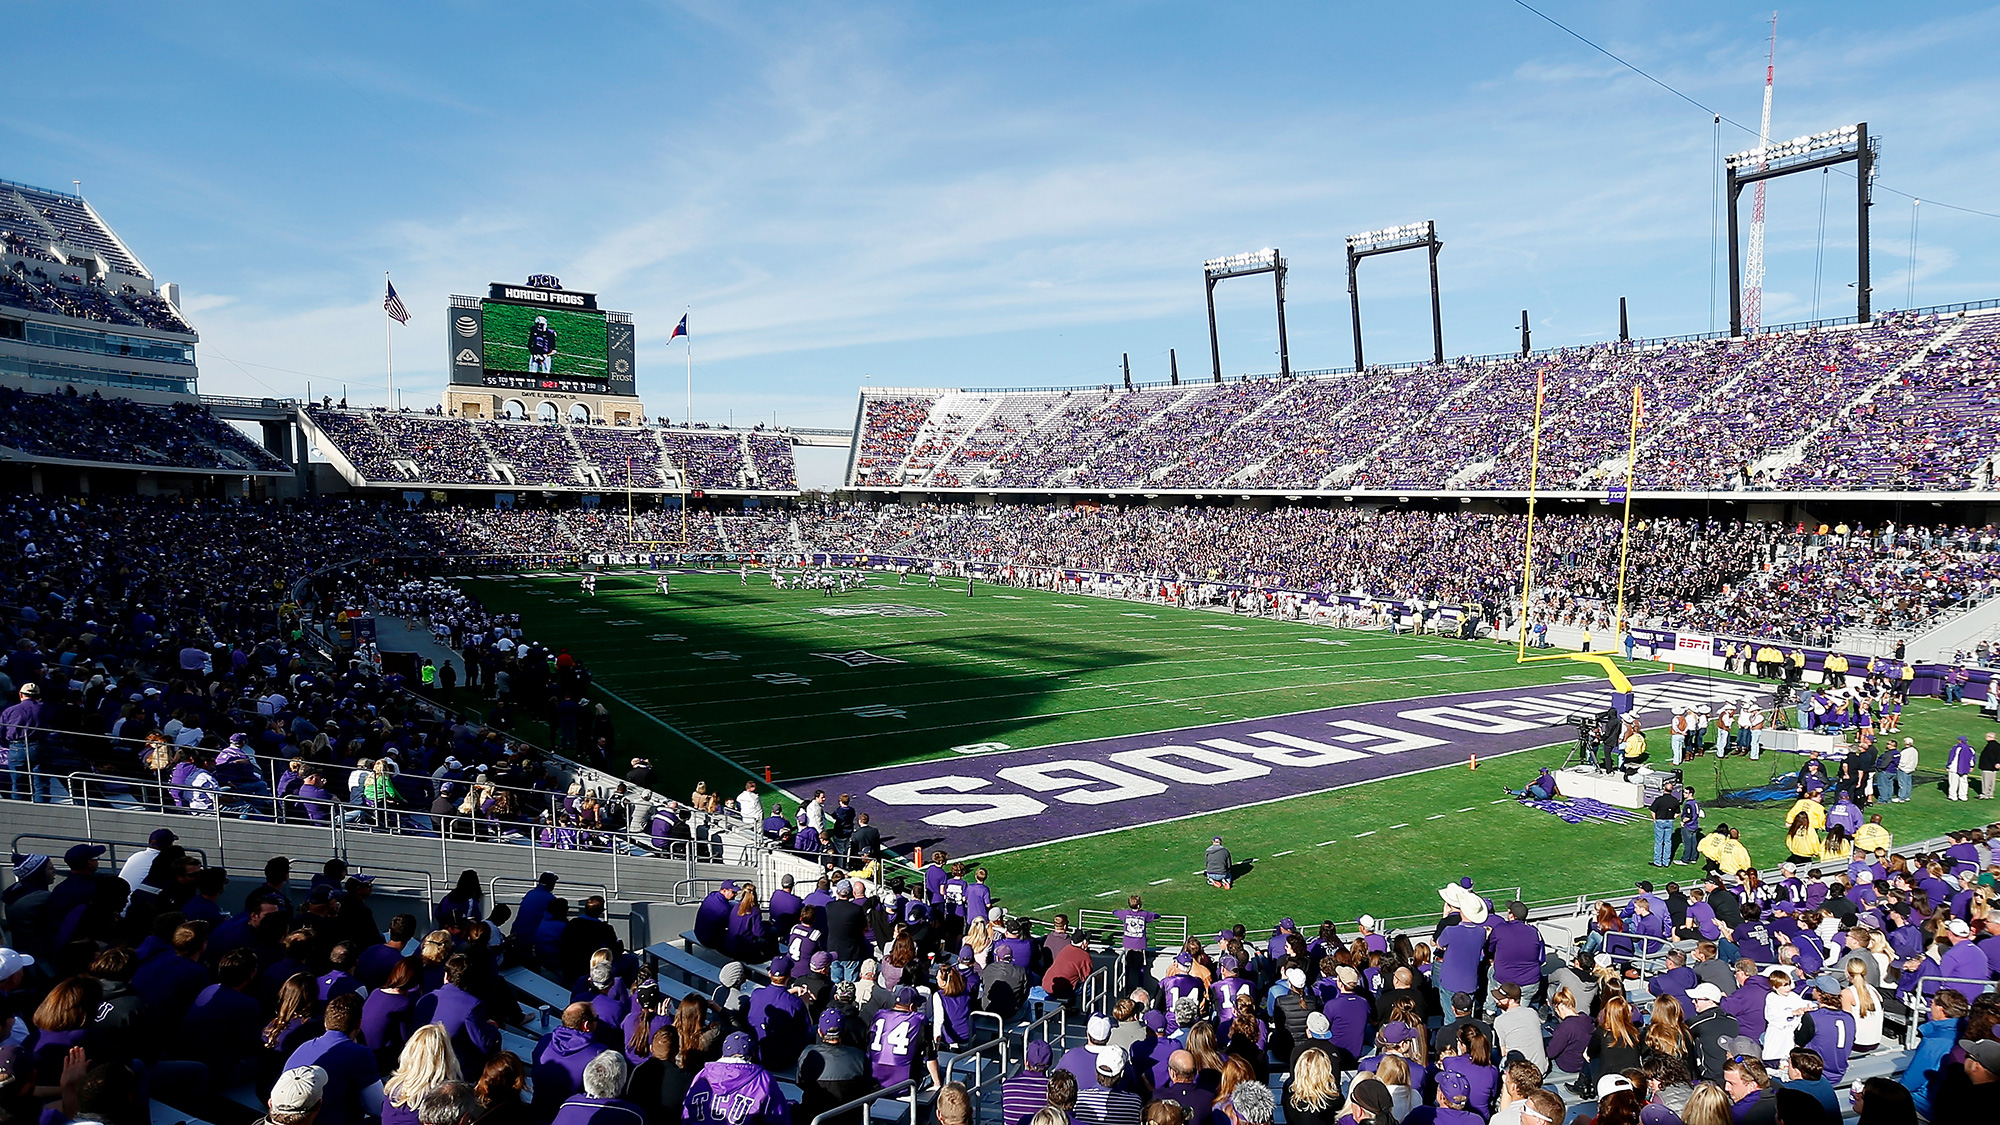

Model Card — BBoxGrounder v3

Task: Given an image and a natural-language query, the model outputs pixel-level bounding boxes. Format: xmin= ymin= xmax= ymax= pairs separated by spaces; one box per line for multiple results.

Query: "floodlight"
xmin=1346 ymin=220 xmax=1444 ymax=368
xmin=1724 ymin=122 xmax=1878 ymax=335
xmin=1202 ymin=249 xmax=1290 ymax=382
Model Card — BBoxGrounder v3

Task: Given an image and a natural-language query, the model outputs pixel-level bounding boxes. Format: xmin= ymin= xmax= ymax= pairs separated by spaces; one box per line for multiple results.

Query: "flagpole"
xmin=385 ymin=272 xmax=394 ymax=410
xmin=684 ymin=305 xmax=693 ymax=428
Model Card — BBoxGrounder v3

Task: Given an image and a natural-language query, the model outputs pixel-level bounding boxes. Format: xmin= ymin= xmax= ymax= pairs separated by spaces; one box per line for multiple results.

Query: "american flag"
xmin=383 ymin=279 xmax=410 ymax=325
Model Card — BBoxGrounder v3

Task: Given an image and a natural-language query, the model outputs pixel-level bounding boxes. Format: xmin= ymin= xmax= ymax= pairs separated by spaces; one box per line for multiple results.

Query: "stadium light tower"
xmin=1203 ymin=249 xmax=1289 ymax=382
xmin=1346 ymin=221 xmax=1443 ymax=370
xmin=1726 ymin=123 xmax=1877 ymax=336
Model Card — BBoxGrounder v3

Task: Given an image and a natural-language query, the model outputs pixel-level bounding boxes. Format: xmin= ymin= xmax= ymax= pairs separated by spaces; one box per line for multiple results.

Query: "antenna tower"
xmin=1743 ymin=13 xmax=1778 ymax=333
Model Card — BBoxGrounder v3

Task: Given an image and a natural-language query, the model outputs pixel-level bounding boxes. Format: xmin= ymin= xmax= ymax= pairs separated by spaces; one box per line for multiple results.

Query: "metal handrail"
xmin=348 ymin=862 xmax=437 ymax=902
xmin=807 ymin=1077 xmax=922 ymax=1125
xmin=943 ymin=1012 xmax=1012 ymax=1102
xmin=10 ymin=832 xmax=209 ymax=867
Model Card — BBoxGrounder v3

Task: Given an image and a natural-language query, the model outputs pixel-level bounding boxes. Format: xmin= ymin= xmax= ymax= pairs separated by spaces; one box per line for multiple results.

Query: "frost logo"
xmin=455 ymin=349 xmax=481 ymax=367
xmin=812 ymin=650 xmax=906 ymax=667
xmin=808 ymin=604 xmax=946 ymax=618
xmin=455 ymin=316 xmax=478 ymax=338
xmin=693 ymin=650 xmax=741 ymax=661
xmin=843 ymin=703 xmax=907 ymax=719
xmin=753 ymin=672 xmax=812 ymax=686
xmin=648 ymin=633 xmax=686 ymax=642
xmin=604 ymin=618 xmax=642 ymax=626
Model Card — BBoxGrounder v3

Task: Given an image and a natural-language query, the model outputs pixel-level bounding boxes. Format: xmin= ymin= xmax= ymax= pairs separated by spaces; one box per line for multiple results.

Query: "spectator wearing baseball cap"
xmin=1 ymin=856 xmax=52 ymax=958
xmin=1405 ymin=1069 xmax=1481 ymax=1125
xmin=746 ymin=956 xmax=809 ymax=1069
xmin=117 ymin=828 xmax=178 ymax=889
xmin=266 ymin=1064 xmax=330 ymax=1125
xmin=682 ymin=1033 xmax=789 ymax=1125
xmin=1001 ymin=1040 xmax=1055 ymax=1125
xmin=1076 ymin=1045 xmax=1141 ymax=1125
xmin=1931 ymin=1036 xmax=2000 ymax=1121
xmin=43 ymin=844 xmax=105 ymax=932
xmin=790 ymin=1007 xmax=870 ymax=1125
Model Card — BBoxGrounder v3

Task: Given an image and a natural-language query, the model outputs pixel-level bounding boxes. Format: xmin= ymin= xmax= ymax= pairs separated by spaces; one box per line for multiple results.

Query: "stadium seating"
xmin=850 ymin=309 xmax=2000 ymax=493
xmin=2 ymin=181 xmax=194 ymax=334
xmin=304 ymin=406 xmax=799 ymax=492
xmin=0 ymin=385 xmax=286 ymax=471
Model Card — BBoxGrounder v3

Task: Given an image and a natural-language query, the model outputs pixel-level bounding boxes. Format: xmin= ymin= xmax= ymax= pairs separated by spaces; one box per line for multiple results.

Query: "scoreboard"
xmin=449 ymin=277 xmax=636 ymax=397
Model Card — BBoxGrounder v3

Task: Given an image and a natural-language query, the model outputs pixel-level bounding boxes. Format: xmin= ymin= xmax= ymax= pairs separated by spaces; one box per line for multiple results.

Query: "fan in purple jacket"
xmin=682 ymin=1032 xmax=791 ymax=1125
xmin=534 ymin=1004 xmax=609 ymax=1123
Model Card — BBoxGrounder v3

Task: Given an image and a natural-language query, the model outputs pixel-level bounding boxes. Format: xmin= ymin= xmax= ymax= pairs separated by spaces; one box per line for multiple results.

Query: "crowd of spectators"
xmin=0 ymin=387 xmax=286 ymax=471
xmin=304 ymin=408 xmax=790 ymax=493
xmin=853 ymin=310 xmax=1998 ymax=494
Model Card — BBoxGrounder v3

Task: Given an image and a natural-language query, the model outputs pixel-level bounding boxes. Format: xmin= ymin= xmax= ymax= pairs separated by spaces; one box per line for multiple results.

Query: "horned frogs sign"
xmin=806 ymin=673 xmax=1768 ymax=855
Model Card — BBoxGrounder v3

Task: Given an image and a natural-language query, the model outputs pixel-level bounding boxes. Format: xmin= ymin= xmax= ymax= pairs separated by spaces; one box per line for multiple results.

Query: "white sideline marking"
xmin=1427 ymin=814 xmax=1448 ymax=820
xmin=1389 ymin=823 xmax=1410 ymax=830
xmin=1149 ymin=878 xmax=1173 ymax=885
xmin=1093 ymin=890 xmax=1121 ymax=897
xmin=1458 ymin=807 xmax=1476 ymax=812
xmin=1316 ymin=840 xmax=1338 ymax=847
xmin=1271 ymin=850 xmax=1295 ymax=857
xmin=1354 ymin=831 xmax=1376 ymax=838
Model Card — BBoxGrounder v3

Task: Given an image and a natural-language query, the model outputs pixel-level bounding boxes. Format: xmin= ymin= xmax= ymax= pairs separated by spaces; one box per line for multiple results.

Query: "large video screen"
xmin=480 ymin=301 xmax=609 ymax=380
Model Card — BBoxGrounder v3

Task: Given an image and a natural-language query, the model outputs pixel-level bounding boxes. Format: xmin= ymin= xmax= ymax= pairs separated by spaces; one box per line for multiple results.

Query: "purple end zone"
xmin=809 ymin=671 xmax=1772 ymax=856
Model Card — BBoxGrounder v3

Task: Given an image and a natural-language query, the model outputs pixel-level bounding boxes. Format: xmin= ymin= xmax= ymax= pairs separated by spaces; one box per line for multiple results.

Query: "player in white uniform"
xmin=656 ymin=574 xmax=672 ymax=595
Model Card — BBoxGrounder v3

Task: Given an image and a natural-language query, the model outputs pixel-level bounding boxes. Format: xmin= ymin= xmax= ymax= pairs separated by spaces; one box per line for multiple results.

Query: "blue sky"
xmin=9 ymin=2 xmax=1999 ymax=485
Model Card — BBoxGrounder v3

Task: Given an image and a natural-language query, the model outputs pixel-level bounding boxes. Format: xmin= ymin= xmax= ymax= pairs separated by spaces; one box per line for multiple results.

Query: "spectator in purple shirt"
xmin=416 ymin=956 xmax=503 ymax=1078
xmin=283 ymin=994 xmax=385 ymax=1125
xmin=1434 ymin=885 xmax=1490 ymax=997
xmin=1483 ymin=901 xmax=1544 ymax=997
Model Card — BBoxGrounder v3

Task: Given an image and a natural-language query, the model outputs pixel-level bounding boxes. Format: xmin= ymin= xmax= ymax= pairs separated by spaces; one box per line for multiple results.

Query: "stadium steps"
xmin=1063 ymin=386 xmax=1204 ymax=488
xmin=1209 ymin=380 xmax=1309 ymax=486
xmin=913 ymin=395 xmax=1006 ymax=487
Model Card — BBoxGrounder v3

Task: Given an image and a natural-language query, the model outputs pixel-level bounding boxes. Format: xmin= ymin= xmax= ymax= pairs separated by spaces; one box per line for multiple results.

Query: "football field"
xmin=463 ymin=570 xmax=1990 ymax=929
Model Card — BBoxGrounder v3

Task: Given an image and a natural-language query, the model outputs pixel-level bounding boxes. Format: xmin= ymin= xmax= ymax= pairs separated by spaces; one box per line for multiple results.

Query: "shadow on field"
xmin=472 ymin=576 xmax=1164 ymax=798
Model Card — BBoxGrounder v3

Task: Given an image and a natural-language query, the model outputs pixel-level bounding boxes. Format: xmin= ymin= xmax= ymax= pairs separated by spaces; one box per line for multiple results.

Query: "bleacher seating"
xmin=849 ymin=308 xmax=2000 ymax=494
xmin=2 ymin=181 xmax=194 ymax=334
xmin=304 ymin=406 xmax=798 ymax=493
xmin=0 ymin=385 xmax=286 ymax=470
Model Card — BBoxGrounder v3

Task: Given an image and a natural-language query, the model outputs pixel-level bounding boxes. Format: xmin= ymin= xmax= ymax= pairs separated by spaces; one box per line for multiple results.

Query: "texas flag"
xmin=669 ymin=314 xmax=687 ymax=342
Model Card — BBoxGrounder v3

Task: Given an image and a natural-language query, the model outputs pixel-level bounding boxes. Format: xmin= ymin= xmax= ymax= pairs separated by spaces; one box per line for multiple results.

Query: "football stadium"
xmin=3 ymin=7 xmax=2000 ymax=1125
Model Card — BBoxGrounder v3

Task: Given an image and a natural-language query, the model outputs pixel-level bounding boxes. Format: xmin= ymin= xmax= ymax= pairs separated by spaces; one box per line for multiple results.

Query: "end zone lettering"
xmin=816 ymin=672 xmax=1769 ymax=855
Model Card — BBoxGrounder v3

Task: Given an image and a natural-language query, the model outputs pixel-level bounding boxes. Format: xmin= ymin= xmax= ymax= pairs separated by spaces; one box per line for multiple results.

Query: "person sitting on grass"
xmin=1506 ymin=768 xmax=1559 ymax=802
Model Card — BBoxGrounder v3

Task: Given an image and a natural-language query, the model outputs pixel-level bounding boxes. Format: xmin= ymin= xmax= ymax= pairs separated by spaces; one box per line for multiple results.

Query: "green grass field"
xmin=464 ymin=569 xmax=1997 ymax=930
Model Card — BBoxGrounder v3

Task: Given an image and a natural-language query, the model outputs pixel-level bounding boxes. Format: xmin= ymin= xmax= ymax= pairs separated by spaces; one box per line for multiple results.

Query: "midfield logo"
xmin=808 ymin=604 xmax=947 ymax=618
xmin=812 ymin=650 xmax=907 ymax=667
